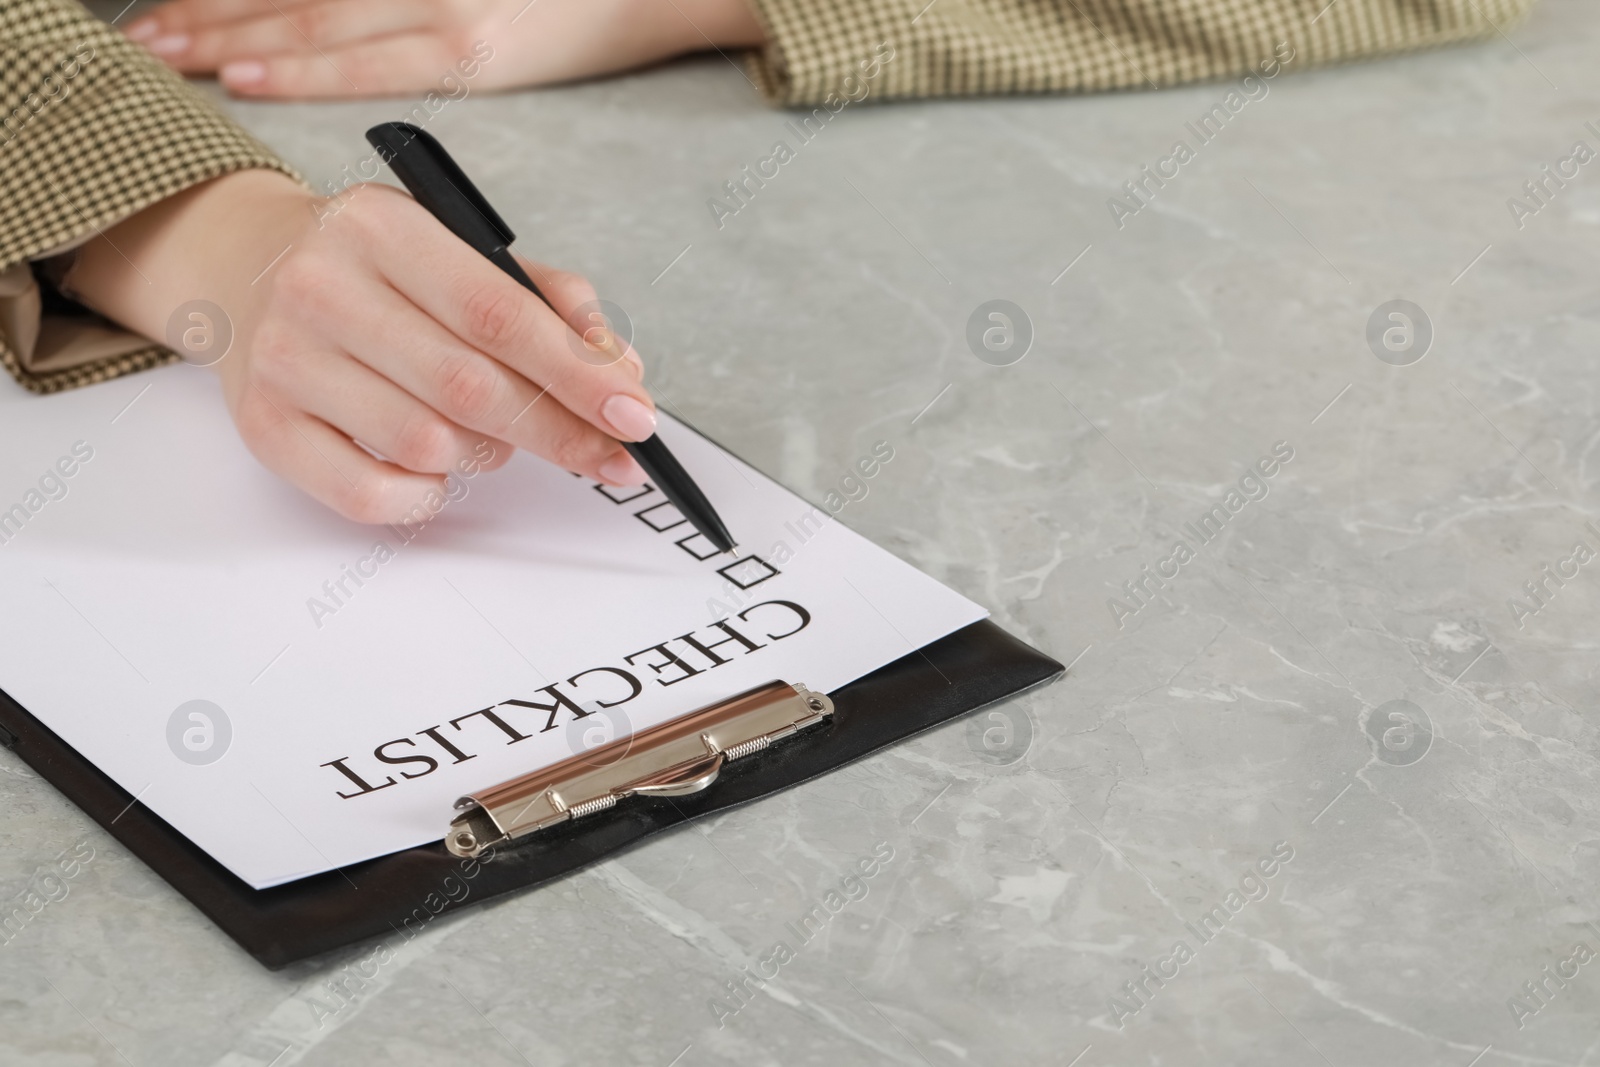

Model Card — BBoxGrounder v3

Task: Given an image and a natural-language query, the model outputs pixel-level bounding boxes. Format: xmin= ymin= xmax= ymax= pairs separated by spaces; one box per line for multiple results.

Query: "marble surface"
xmin=5 ymin=2 xmax=1600 ymax=1063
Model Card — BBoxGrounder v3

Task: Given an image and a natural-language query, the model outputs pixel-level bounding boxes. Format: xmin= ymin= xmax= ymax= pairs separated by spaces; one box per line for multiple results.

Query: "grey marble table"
xmin=5 ymin=2 xmax=1600 ymax=1063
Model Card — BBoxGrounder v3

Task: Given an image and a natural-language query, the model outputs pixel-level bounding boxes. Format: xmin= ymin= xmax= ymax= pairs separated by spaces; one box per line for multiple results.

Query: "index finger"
xmin=370 ymin=204 xmax=660 ymax=445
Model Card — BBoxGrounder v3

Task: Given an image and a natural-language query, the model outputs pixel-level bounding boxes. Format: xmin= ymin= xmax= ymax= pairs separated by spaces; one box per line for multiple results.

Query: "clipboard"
xmin=0 ymin=407 xmax=1062 ymax=966
xmin=0 ymin=618 xmax=1060 ymax=968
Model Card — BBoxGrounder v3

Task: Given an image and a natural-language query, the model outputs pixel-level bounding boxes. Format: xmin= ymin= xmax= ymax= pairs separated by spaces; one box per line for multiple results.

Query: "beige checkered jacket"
xmin=1 ymin=0 xmax=293 ymax=393
xmin=746 ymin=0 xmax=1537 ymax=104
xmin=3 ymin=0 xmax=1536 ymax=393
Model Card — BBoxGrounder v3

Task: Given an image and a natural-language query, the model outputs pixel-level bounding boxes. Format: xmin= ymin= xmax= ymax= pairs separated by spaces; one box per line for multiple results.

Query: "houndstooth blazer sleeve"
xmin=0 ymin=0 xmax=294 ymax=394
xmin=744 ymin=0 xmax=1538 ymax=105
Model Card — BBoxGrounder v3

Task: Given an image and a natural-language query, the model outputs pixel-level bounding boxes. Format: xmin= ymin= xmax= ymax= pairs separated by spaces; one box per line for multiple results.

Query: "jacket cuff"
xmin=743 ymin=0 xmax=905 ymax=107
xmin=0 ymin=261 xmax=177 ymax=395
xmin=742 ymin=0 xmax=1537 ymax=107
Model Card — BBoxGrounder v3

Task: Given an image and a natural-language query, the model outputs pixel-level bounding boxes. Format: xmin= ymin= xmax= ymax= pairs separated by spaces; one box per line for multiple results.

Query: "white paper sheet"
xmin=0 ymin=368 xmax=985 ymax=888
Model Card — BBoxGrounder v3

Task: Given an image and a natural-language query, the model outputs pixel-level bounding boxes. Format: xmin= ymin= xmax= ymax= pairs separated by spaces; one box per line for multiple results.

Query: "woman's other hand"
xmin=122 ymin=0 xmax=765 ymax=99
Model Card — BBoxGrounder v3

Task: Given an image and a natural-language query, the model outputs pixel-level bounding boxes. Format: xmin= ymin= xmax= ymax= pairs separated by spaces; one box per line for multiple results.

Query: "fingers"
xmin=127 ymin=0 xmax=287 ymax=38
xmin=367 ymin=208 xmax=658 ymax=446
xmin=261 ymin=345 xmax=512 ymax=478
xmin=226 ymin=183 xmax=661 ymax=523
xmin=518 ymin=256 xmax=645 ymax=381
xmin=278 ymin=263 xmax=645 ymax=486
xmin=137 ymin=0 xmax=436 ymax=73
xmin=218 ymin=32 xmax=455 ymax=98
xmin=234 ymin=385 xmax=449 ymax=525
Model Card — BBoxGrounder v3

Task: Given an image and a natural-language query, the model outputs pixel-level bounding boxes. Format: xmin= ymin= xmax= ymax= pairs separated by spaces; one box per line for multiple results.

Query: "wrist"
xmin=668 ymin=0 xmax=766 ymax=49
xmin=66 ymin=169 xmax=314 ymax=357
xmin=597 ymin=0 xmax=765 ymax=74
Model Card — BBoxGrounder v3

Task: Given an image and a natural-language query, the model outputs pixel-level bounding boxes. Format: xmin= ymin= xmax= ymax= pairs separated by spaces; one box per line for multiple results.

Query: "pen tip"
xmin=705 ymin=522 xmax=736 ymax=556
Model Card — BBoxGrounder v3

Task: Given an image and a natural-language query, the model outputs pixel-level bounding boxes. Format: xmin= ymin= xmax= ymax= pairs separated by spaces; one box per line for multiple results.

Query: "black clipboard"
xmin=0 ymin=412 xmax=1060 ymax=966
xmin=0 ymin=619 xmax=1060 ymax=968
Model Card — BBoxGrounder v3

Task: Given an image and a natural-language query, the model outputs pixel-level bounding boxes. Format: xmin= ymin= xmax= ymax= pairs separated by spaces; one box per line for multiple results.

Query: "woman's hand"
xmin=123 ymin=0 xmax=765 ymax=99
xmin=66 ymin=168 xmax=656 ymax=523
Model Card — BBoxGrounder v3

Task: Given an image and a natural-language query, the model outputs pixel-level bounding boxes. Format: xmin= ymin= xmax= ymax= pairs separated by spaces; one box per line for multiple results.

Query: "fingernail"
xmin=598 ymin=453 xmax=648 ymax=486
xmin=221 ymin=60 xmax=266 ymax=86
xmin=148 ymin=33 xmax=190 ymax=56
xmin=125 ymin=18 xmax=158 ymax=41
xmin=601 ymin=394 xmax=656 ymax=442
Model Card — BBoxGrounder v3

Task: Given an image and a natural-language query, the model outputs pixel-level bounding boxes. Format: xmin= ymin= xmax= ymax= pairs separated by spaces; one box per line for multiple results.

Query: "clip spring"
xmin=445 ymin=681 xmax=833 ymax=858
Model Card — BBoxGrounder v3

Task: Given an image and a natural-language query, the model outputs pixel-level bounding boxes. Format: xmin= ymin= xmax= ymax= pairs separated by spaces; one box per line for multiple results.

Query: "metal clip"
xmin=445 ymin=681 xmax=833 ymax=858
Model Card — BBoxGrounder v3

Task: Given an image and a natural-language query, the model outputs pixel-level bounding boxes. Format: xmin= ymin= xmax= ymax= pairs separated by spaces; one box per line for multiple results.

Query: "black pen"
xmin=364 ymin=121 xmax=736 ymax=555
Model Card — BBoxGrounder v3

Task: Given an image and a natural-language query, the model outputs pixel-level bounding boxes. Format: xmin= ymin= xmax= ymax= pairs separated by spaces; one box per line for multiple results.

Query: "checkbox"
xmin=717 ymin=555 xmax=778 ymax=590
xmin=596 ymin=482 xmax=655 ymax=504
xmin=676 ymin=531 xmax=726 ymax=560
xmin=636 ymin=500 xmax=687 ymax=532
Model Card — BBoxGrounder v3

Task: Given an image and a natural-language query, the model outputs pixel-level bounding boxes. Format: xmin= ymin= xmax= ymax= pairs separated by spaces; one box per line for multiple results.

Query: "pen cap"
xmin=365 ymin=122 xmax=517 ymax=256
